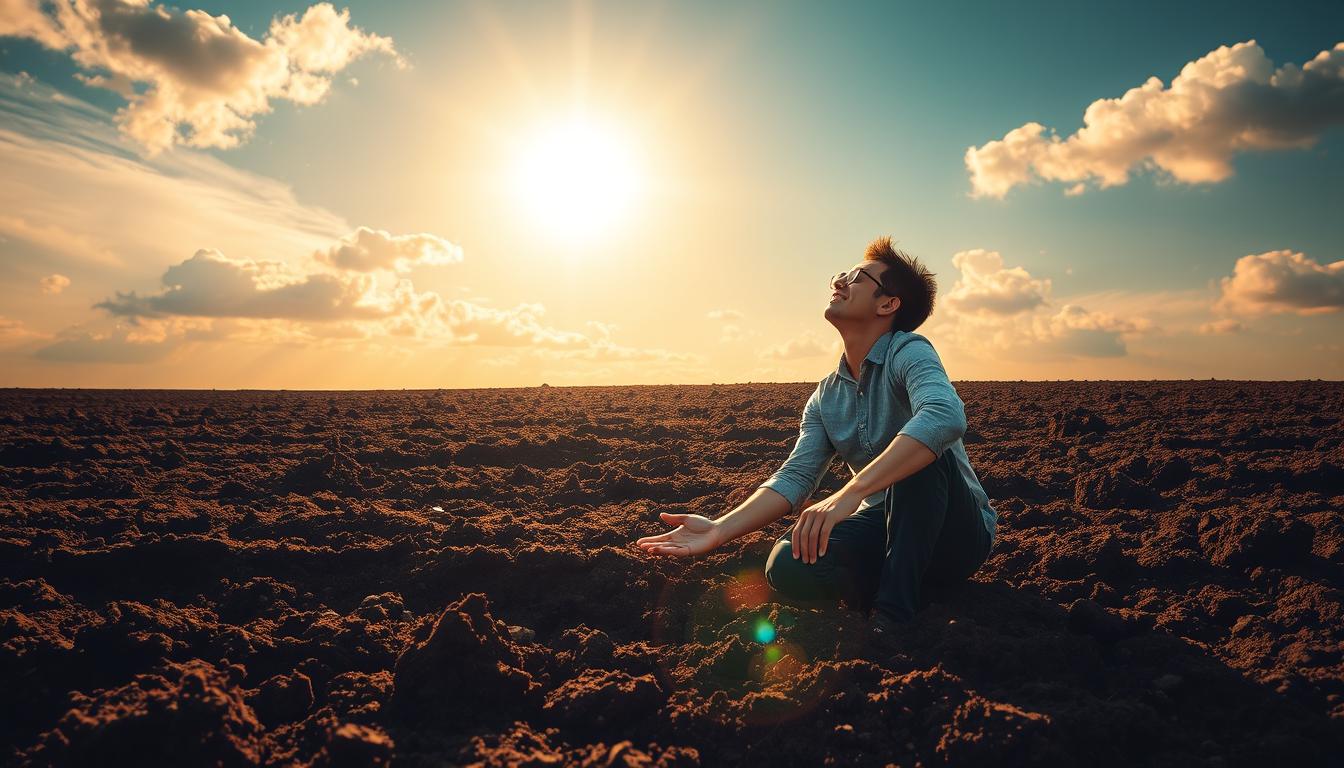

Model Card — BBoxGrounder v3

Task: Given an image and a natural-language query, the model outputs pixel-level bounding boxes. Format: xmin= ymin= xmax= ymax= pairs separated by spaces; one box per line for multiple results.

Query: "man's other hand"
xmin=792 ymin=489 xmax=863 ymax=564
xmin=636 ymin=512 xmax=724 ymax=558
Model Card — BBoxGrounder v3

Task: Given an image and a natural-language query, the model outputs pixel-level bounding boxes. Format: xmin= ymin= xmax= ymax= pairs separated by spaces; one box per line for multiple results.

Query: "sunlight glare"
xmin=511 ymin=115 xmax=643 ymax=244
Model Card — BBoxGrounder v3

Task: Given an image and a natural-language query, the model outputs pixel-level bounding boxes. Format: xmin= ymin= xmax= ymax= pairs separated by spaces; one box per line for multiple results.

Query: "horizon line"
xmin=2 ymin=378 xmax=1342 ymax=394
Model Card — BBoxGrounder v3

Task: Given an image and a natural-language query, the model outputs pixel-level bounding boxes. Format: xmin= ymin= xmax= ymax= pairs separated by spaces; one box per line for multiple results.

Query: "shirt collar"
xmin=835 ymin=330 xmax=895 ymax=382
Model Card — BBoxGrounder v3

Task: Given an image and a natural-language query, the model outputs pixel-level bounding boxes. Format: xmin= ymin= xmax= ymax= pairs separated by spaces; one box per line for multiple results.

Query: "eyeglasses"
xmin=831 ymin=267 xmax=885 ymax=294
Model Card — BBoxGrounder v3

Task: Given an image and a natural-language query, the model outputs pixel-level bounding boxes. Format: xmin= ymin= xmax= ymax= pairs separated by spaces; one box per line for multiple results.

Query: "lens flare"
xmin=648 ymin=567 xmax=843 ymax=727
xmin=753 ymin=618 xmax=776 ymax=644
xmin=723 ymin=568 xmax=771 ymax=611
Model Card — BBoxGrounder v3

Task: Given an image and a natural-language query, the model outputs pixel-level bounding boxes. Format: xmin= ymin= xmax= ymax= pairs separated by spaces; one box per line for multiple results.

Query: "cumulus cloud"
xmin=0 ymin=72 xmax=699 ymax=379
xmin=944 ymin=249 xmax=1050 ymax=315
xmin=40 ymin=274 xmax=71 ymax=294
xmin=932 ymin=251 xmax=1154 ymax=358
xmin=0 ymin=72 xmax=350 ymax=281
xmin=1048 ymin=304 xmax=1149 ymax=335
xmin=719 ymin=324 xmax=753 ymax=343
xmin=0 ymin=3 xmax=64 ymax=48
xmin=315 ymin=227 xmax=463 ymax=273
xmin=95 ymin=248 xmax=392 ymax=321
xmin=966 ymin=40 xmax=1344 ymax=198
xmin=707 ymin=308 xmax=756 ymax=343
xmin=89 ymin=245 xmax=579 ymax=348
xmin=0 ymin=0 xmax=404 ymax=152
xmin=67 ymin=235 xmax=696 ymax=367
xmin=33 ymin=316 xmax=218 ymax=363
xmin=1214 ymin=249 xmax=1344 ymax=316
xmin=1197 ymin=318 xmax=1244 ymax=335
xmin=760 ymin=331 xmax=832 ymax=360
xmin=1045 ymin=304 xmax=1151 ymax=357
xmin=433 ymin=301 xmax=592 ymax=349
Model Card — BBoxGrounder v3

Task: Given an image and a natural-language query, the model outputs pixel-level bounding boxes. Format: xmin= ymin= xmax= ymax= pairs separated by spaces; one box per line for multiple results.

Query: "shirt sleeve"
xmin=758 ymin=385 xmax=838 ymax=510
xmin=891 ymin=337 xmax=968 ymax=457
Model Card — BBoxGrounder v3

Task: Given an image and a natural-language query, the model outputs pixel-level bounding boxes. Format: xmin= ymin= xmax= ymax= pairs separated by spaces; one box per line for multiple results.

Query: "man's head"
xmin=824 ymin=236 xmax=937 ymax=333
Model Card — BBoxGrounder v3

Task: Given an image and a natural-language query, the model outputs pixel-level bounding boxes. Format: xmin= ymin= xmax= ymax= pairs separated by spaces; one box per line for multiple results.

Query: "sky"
xmin=1 ymin=0 xmax=1342 ymax=388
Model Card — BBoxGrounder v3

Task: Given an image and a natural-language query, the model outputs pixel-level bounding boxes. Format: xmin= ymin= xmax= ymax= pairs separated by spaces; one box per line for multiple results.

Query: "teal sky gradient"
xmin=1 ymin=0 xmax=1341 ymax=385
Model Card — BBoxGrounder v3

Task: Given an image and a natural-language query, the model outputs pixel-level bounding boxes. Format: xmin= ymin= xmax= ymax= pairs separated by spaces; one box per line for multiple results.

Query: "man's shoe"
xmin=867 ymin=610 xmax=904 ymax=654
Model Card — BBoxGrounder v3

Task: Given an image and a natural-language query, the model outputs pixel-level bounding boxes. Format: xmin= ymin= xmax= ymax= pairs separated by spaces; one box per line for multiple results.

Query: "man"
xmin=636 ymin=236 xmax=996 ymax=651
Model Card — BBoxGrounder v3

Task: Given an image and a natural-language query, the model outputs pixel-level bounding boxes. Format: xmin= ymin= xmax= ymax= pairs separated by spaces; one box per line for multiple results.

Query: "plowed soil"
xmin=2 ymin=382 xmax=1342 ymax=767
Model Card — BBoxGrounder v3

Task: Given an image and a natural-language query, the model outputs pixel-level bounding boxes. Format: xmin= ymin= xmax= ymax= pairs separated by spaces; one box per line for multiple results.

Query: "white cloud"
xmin=932 ymin=252 xmax=1155 ymax=358
xmin=719 ymin=324 xmax=756 ymax=343
xmin=60 ymin=235 xmax=697 ymax=366
xmin=1197 ymin=318 xmax=1244 ymax=335
xmin=1048 ymin=304 xmax=1148 ymax=335
xmin=0 ymin=72 xmax=350 ymax=284
xmin=1045 ymin=304 xmax=1152 ymax=357
xmin=95 ymin=248 xmax=392 ymax=321
xmin=760 ymin=331 xmax=833 ymax=360
xmin=315 ymin=226 xmax=463 ymax=273
xmin=86 ymin=242 xmax=562 ymax=343
xmin=39 ymin=274 xmax=71 ymax=294
xmin=32 ymin=315 xmax=221 ymax=362
xmin=966 ymin=40 xmax=1344 ymax=198
xmin=269 ymin=4 xmax=399 ymax=74
xmin=528 ymin=317 xmax=705 ymax=367
xmin=945 ymin=249 xmax=1050 ymax=315
xmin=0 ymin=1 xmax=404 ymax=153
xmin=433 ymin=300 xmax=593 ymax=348
xmin=1214 ymin=249 xmax=1344 ymax=316
xmin=0 ymin=72 xmax=699 ymax=379
xmin=706 ymin=308 xmax=757 ymax=343
xmin=0 ymin=2 xmax=65 ymax=48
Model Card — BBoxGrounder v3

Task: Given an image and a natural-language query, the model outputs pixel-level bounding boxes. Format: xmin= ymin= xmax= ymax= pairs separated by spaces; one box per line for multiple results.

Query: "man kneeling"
xmin=636 ymin=237 xmax=997 ymax=648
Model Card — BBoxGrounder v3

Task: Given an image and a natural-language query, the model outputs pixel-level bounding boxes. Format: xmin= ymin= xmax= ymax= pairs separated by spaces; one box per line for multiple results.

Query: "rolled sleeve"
xmin=892 ymin=339 xmax=967 ymax=458
xmin=759 ymin=386 xmax=837 ymax=509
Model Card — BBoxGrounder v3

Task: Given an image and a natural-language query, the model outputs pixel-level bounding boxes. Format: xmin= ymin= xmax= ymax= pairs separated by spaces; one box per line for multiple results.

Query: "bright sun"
xmin=511 ymin=115 xmax=643 ymax=244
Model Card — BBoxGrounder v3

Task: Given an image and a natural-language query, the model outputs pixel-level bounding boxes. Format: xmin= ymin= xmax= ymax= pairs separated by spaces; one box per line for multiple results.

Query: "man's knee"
xmin=764 ymin=536 xmax=821 ymax=598
xmin=764 ymin=535 xmax=844 ymax=605
xmin=763 ymin=535 xmax=796 ymax=593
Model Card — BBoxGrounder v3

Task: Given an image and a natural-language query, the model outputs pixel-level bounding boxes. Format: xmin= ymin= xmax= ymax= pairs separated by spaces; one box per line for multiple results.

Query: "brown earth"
xmin=1 ymin=381 xmax=1342 ymax=767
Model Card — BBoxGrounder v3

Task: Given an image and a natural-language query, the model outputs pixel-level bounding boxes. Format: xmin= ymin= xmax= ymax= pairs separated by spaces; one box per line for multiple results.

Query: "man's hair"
xmin=864 ymin=236 xmax=937 ymax=332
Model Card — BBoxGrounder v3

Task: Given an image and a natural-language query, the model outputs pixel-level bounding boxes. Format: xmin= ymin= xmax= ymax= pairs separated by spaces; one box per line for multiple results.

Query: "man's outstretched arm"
xmin=711 ymin=486 xmax=794 ymax=545
xmin=638 ymin=388 xmax=835 ymax=558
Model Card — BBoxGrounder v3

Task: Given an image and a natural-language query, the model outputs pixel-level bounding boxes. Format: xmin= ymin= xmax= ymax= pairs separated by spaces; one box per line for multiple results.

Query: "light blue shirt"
xmin=759 ymin=330 xmax=997 ymax=547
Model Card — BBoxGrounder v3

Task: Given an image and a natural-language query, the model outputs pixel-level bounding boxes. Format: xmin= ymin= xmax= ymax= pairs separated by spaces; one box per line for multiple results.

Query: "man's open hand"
xmin=792 ymin=489 xmax=863 ymax=564
xmin=636 ymin=512 xmax=724 ymax=558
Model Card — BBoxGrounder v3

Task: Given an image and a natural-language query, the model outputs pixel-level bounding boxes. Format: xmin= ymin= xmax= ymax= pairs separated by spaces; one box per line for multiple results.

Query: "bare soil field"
xmin=1 ymin=382 xmax=1342 ymax=766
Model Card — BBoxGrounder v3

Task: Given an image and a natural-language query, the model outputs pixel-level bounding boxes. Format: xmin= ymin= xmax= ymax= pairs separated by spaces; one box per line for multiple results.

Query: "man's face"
xmin=825 ymin=261 xmax=892 ymax=324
